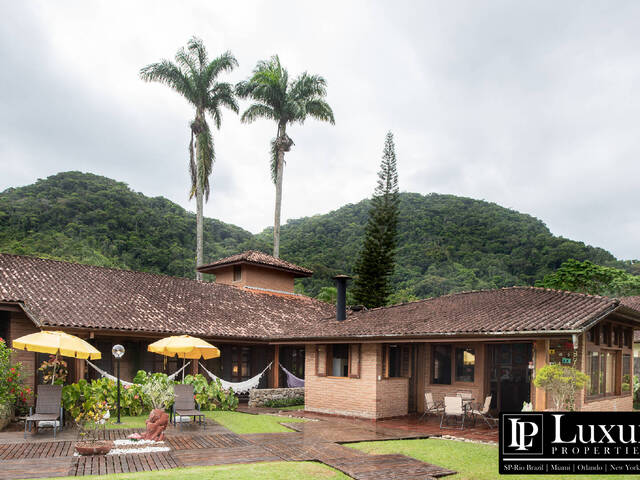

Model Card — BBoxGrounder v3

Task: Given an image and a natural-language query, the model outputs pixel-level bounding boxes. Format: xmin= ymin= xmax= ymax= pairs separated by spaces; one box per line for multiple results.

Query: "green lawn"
xmin=104 ymin=416 xmax=148 ymax=430
xmin=350 ymin=438 xmax=632 ymax=480
xmin=38 ymin=462 xmax=347 ymax=480
xmin=204 ymin=410 xmax=306 ymax=434
xmin=103 ymin=411 xmax=305 ymax=433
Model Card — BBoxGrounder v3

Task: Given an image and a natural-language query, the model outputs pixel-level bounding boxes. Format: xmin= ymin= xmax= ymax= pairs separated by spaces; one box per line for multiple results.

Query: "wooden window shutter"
xmin=316 ymin=345 xmax=327 ymax=376
xmin=401 ymin=345 xmax=412 ymax=378
xmin=349 ymin=344 xmax=361 ymax=378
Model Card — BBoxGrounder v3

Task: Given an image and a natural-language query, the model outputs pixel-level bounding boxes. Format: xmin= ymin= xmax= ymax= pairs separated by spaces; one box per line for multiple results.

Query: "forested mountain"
xmin=0 ymin=172 xmax=253 ymax=277
xmin=0 ymin=172 xmax=631 ymax=299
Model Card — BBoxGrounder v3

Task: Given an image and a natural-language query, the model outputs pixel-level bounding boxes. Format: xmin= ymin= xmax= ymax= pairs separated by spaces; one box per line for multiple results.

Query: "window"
xmin=316 ymin=345 xmax=327 ymax=376
xmin=328 ymin=344 xmax=349 ymax=377
xmin=455 ymin=347 xmax=475 ymax=382
xmin=233 ymin=265 xmax=242 ymax=281
xmin=587 ymin=350 xmax=619 ymax=397
xmin=600 ymin=324 xmax=611 ymax=346
xmin=432 ymin=345 xmax=451 ymax=384
xmin=622 ymin=354 xmax=632 ymax=394
xmin=231 ymin=346 xmax=251 ymax=381
xmin=382 ymin=344 xmax=411 ymax=378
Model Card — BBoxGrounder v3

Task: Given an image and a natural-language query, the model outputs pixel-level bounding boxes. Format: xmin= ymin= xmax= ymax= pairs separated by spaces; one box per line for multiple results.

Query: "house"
xmin=0 ymin=252 xmax=332 ymax=393
xmin=1 ymin=252 xmax=639 ymax=418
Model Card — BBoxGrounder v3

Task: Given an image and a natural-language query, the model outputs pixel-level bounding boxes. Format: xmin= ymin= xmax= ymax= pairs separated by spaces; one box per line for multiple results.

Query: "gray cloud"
xmin=1 ymin=0 xmax=639 ymax=259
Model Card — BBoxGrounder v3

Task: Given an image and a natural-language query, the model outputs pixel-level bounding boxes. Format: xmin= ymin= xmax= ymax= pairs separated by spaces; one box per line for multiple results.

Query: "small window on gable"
xmin=233 ymin=265 xmax=242 ymax=281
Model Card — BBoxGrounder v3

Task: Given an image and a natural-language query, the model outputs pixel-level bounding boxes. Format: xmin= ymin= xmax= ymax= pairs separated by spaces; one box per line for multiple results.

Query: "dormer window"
xmin=233 ymin=265 xmax=242 ymax=282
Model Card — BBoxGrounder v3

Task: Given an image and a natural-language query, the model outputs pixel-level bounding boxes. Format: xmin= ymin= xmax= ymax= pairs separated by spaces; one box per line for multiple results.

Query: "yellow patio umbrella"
xmin=12 ymin=330 xmax=102 ymax=384
xmin=148 ymin=335 xmax=220 ymax=380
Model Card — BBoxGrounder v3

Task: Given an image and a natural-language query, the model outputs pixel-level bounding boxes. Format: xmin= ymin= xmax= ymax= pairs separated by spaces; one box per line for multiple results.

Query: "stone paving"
xmin=0 ymin=411 xmax=481 ymax=479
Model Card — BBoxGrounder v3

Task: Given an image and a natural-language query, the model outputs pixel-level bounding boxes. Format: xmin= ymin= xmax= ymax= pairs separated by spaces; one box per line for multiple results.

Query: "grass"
xmin=37 ymin=461 xmax=348 ymax=480
xmin=105 ymin=416 xmax=148 ymax=429
xmin=204 ymin=410 xmax=306 ymax=434
xmin=101 ymin=410 xmax=305 ymax=434
xmin=349 ymin=438 xmax=632 ymax=480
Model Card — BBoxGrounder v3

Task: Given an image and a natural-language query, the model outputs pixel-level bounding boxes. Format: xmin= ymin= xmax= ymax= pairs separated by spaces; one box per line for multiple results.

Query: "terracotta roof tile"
xmin=197 ymin=250 xmax=312 ymax=277
xmin=0 ymin=254 xmax=332 ymax=339
xmin=285 ymin=287 xmax=636 ymax=340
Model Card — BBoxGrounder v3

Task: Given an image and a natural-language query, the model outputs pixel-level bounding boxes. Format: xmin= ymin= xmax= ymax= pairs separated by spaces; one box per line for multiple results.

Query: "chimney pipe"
xmin=333 ymin=275 xmax=351 ymax=321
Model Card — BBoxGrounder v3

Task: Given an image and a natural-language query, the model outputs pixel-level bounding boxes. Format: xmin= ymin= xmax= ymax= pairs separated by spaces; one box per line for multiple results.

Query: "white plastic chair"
xmin=440 ymin=395 xmax=466 ymax=430
xmin=420 ymin=392 xmax=444 ymax=420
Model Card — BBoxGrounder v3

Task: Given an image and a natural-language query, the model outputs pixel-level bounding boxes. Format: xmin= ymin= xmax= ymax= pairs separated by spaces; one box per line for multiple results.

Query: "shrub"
xmin=181 ymin=374 xmax=238 ymax=411
xmin=141 ymin=375 xmax=174 ymax=410
xmin=0 ymin=337 xmax=31 ymax=414
xmin=533 ymin=364 xmax=588 ymax=411
xmin=62 ymin=377 xmax=145 ymax=418
xmin=38 ymin=355 xmax=68 ymax=385
xmin=74 ymin=400 xmax=111 ymax=445
xmin=263 ymin=396 xmax=304 ymax=408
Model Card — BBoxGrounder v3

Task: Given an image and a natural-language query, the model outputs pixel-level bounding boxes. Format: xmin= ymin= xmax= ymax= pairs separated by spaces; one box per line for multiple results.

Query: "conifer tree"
xmin=352 ymin=132 xmax=400 ymax=308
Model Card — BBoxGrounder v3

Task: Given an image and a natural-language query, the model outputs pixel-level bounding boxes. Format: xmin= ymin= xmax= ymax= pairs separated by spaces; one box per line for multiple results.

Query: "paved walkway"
xmin=0 ymin=412 xmax=475 ymax=479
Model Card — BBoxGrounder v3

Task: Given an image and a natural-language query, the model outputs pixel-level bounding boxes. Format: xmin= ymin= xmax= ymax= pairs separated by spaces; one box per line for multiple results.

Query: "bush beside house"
xmin=0 ymin=338 xmax=31 ymax=430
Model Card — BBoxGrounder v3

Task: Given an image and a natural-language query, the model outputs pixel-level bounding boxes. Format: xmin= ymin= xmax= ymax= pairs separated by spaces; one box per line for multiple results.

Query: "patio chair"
xmin=24 ymin=385 xmax=63 ymax=439
xmin=456 ymin=390 xmax=473 ymax=400
xmin=440 ymin=395 xmax=467 ymax=430
xmin=420 ymin=392 xmax=444 ymax=421
xmin=470 ymin=395 xmax=497 ymax=429
xmin=172 ymin=384 xmax=205 ymax=431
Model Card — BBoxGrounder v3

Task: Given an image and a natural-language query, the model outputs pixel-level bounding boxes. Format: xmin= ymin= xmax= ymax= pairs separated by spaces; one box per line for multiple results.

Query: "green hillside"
xmin=0 ymin=172 xmax=629 ymax=299
xmin=258 ymin=193 xmax=626 ymax=297
xmin=0 ymin=172 xmax=253 ymax=277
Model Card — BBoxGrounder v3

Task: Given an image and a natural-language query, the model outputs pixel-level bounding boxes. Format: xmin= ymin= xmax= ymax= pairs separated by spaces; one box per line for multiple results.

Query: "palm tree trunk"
xmin=273 ymin=125 xmax=286 ymax=258
xmin=195 ymin=113 xmax=204 ymax=281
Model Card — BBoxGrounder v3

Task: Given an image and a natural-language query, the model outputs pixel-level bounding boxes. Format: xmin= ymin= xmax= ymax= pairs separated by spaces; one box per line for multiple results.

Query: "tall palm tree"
xmin=237 ymin=56 xmax=334 ymax=258
xmin=140 ymin=37 xmax=238 ymax=280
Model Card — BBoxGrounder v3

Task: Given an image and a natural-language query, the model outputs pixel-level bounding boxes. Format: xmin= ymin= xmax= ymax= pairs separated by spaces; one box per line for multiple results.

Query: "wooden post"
xmin=533 ymin=339 xmax=548 ymax=411
xmin=273 ymin=345 xmax=280 ymax=389
xmin=74 ymin=358 xmax=86 ymax=383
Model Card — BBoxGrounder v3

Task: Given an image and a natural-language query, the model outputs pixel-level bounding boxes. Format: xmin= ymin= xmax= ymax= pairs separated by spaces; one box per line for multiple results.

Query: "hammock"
xmin=199 ymin=361 xmax=272 ymax=394
xmin=278 ymin=363 xmax=304 ymax=387
xmin=85 ymin=360 xmax=191 ymax=386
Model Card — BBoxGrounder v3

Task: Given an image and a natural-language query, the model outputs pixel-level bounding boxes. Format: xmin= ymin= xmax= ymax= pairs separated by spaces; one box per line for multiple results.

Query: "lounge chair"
xmin=440 ymin=395 xmax=467 ymax=430
xmin=470 ymin=395 xmax=497 ymax=429
xmin=24 ymin=385 xmax=63 ymax=439
xmin=420 ymin=392 xmax=444 ymax=420
xmin=172 ymin=384 xmax=205 ymax=430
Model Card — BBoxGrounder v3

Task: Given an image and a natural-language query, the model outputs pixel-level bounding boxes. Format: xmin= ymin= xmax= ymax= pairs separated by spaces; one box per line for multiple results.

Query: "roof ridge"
xmin=350 ymin=285 xmax=616 ymax=316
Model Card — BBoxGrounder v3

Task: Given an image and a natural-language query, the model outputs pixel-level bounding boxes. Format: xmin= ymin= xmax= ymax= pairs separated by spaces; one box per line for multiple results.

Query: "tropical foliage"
xmin=536 ymin=259 xmax=640 ymax=296
xmin=352 ymin=132 xmax=400 ymax=308
xmin=182 ymin=374 xmax=239 ymax=411
xmin=62 ymin=378 xmax=145 ymax=419
xmin=0 ymin=172 xmax=632 ymax=300
xmin=38 ymin=355 xmax=68 ymax=385
xmin=0 ymin=338 xmax=31 ymax=412
xmin=140 ymin=37 xmax=238 ymax=279
xmin=533 ymin=364 xmax=588 ymax=411
xmin=237 ymin=55 xmax=334 ymax=257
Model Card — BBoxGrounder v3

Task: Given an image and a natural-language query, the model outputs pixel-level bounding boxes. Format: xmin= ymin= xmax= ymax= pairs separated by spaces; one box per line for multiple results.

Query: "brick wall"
xmin=213 ymin=265 xmax=295 ymax=293
xmin=306 ymin=343 xmax=387 ymax=419
xmin=9 ymin=311 xmax=38 ymax=402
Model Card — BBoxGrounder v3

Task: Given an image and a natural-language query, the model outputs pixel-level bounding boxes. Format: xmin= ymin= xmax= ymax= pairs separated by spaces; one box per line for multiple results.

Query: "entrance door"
xmin=487 ymin=343 xmax=533 ymax=412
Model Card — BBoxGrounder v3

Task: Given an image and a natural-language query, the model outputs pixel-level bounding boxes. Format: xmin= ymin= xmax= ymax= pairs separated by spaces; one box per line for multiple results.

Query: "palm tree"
xmin=236 ymin=56 xmax=334 ymax=258
xmin=140 ymin=37 xmax=238 ymax=280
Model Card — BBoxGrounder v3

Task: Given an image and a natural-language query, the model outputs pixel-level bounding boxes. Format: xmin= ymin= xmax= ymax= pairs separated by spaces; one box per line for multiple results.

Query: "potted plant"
xmin=74 ymin=400 xmax=113 ymax=455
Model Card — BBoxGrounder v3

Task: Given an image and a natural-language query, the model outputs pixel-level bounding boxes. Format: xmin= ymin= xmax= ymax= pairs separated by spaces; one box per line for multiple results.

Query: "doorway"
xmin=487 ymin=343 xmax=533 ymax=412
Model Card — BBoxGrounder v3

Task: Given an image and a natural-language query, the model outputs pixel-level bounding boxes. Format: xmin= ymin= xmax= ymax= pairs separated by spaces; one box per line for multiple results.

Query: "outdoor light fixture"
xmin=112 ymin=344 xmax=125 ymax=424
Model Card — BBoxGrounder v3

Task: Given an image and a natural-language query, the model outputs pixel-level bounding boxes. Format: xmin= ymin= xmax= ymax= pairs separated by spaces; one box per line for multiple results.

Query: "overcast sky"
xmin=1 ymin=1 xmax=640 ymax=259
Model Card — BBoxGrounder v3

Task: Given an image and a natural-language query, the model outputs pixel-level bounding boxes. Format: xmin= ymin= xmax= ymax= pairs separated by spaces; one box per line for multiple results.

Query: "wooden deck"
xmin=0 ymin=417 xmax=461 ymax=479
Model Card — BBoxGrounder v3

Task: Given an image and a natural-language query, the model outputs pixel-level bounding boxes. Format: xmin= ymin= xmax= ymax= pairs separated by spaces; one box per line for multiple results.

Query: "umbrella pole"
xmin=51 ymin=353 xmax=58 ymax=385
xmin=182 ymin=357 xmax=185 ymax=382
